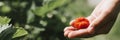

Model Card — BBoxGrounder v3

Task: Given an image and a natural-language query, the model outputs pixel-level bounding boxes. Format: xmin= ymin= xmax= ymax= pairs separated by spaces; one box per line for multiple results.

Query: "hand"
xmin=64 ymin=0 xmax=120 ymax=38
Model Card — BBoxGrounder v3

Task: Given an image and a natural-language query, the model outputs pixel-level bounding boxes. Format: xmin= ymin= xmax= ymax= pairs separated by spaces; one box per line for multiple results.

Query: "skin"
xmin=64 ymin=0 xmax=120 ymax=38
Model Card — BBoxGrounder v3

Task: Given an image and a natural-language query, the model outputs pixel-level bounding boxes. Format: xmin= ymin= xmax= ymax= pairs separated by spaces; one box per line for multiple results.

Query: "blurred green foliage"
xmin=0 ymin=16 xmax=11 ymax=25
xmin=1 ymin=0 xmax=120 ymax=40
xmin=0 ymin=0 xmax=92 ymax=40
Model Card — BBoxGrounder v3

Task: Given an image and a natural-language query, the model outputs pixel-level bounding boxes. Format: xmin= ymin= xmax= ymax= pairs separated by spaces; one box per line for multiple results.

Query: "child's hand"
xmin=64 ymin=0 xmax=120 ymax=38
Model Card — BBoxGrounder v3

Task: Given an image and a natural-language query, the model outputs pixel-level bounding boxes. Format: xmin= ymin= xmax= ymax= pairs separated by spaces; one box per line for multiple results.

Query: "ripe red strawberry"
xmin=71 ymin=17 xmax=90 ymax=29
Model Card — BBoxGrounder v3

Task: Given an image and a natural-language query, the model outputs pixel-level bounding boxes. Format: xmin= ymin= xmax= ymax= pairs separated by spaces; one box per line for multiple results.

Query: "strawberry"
xmin=71 ymin=17 xmax=90 ymax=29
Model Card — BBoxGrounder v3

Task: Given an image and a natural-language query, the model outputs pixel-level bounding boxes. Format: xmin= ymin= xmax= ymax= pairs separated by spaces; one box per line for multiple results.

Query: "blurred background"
xmin=0 ymin=0 xmax=120 ymax=40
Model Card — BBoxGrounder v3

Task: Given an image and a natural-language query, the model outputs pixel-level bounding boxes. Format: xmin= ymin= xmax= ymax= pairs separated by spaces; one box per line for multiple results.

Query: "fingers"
xmin=64 ymin=26 xmax=95 ymax=38
xmin=67 ymin=29 xmax=89 ymax=38
xmin=66 ymin=28 xmax=95 ymax=38
xmin=64 ymin=26 xmax=76 ymax=32
xmin=64 ymin=26 xmax=77 ymax=37
xmin=64 ymin=30 xmax=73 ymax=37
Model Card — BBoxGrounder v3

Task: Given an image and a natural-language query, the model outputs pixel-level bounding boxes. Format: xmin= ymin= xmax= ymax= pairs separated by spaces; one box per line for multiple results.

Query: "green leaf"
xmin=12 ymin=27 xmax=28 ymax=38
xmin=27 ymin=10 xmax=35 ymax=24
xmin=0 ymin=16 xmax=11 ymax=25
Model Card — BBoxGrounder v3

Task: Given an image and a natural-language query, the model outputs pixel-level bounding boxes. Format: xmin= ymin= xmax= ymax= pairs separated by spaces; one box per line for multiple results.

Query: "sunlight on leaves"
xmin=0 ymin=16 xmax=11 ymax=25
